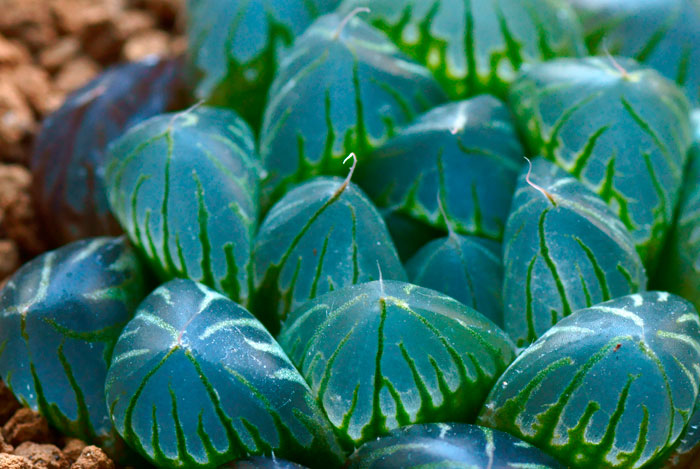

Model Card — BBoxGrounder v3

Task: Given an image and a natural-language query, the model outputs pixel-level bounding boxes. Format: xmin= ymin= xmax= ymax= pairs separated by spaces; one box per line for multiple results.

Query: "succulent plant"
xmin=347 ymin=423 xmax=564 ymax=468
xmin=356 ymin=96 xmax=524 ymax=243
xmin=503 ymin=158 xmax=646 ymax=346
xmin=278 ymin=280 xmax=516 ymax=448
xmin=509 ymin=56 xmax=693 ymax=266
xmin=105 ymin=106 xmax=259 ymax=307
xmin=569 ymin=0 xmax=700 ymax=107
xmin=105 ymin=279 xmax=344 ymax=469
xmin=259 ymin=12 xmax=446 ymax=208
xmin=0 ymin=237 xmax=149 ymax=456
xmin=478 ymin=291 xmax=700 ymax=469
xmin=338 ymin=0 xmax=585 ymax=99
xmin=655 ymin=111 xmax=700 ymax=311
xmin=406 ymin=234 xmax=503 ymax=327
xmin=31 ymin=56 xmax=183 ymax=246
xmin=253 ymin=171 xmax=405 ymax=334
xmin=186 ymin=0 xmax=340 ymax=127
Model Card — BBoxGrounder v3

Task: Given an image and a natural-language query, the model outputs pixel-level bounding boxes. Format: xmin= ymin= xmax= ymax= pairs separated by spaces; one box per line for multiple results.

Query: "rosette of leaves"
xmin=105 ymin=279 xmax=344 ymax=469
xmin=253 ymin=171 xmax=405 ymax=334
xmin=503 ymin=158 xmax=646 ymax=346
xmin=105 ymin=107 xmax=259 ymax=307
xmin=655 ymin=111 xmax=700 ymax=311
xmin=509 ymin=56 xmax=693 ymax=267
xmin=278 ymin=280 xmax=516 ymax=448
xmin=406 ymin=234 xmax=503 ymax=327
xmin=31 ymin=56 xmax=183 ymax=246
xmin=0 ymin=237 xmax=148 ymax=457
xmin=347 ymin=423 xmax=563 ymax=468
xmin=338 ymin=0 xmax=585 ymax=99
xmin=478 ymin=291 xmax=700 ymax=469
xmin=259 ymin=12 xmax=446 ymax=208
xmin=569 ymin=0 xmax=700 ymax=106
xmin=186 ymin=0 xmax=339 ymax=126
xmin=355 ymin=96 xmax=524 ymax=246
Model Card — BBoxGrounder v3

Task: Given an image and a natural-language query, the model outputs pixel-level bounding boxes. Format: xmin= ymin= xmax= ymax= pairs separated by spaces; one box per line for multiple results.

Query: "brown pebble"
xmin=39 ymin=38 xmax=81 ymax=73
xmin=54 ymin=57 xmax=100 ymax=95
xmin=61 ymin=439 xmax=86 ymax=464
xmin=0 ymin=381 xmax=21 ymax=425
xmin=0 ymin=164 xmax=46 ymax=254
xmin=0 ymin=239 xmax=21 ymax=280
xmin=10 ymin=65 xmax=61 ymax=117
xmin=0 ymin=78 xmax=35 ymax=147
xmin=2 ymin=409 xmax=51 ymax=446
xmin=0 ymin=429 xmax=13 ymax=453
xmin=0 ymin=453 xmax=35 ymax=469
xmin=14 ymin=442 xmax=69 ymax=469
xmin=0 ymin=0 xmax=57 ymax=52
xmin=0 ymin=35 xmax=31 ymax=66
xmin=114 ymin=10 xmax=157 ymax=40
xmin=71 ymin=446 xmax=114 ymax=469
xmin=122 ymin=29 xmax=170 ymax=61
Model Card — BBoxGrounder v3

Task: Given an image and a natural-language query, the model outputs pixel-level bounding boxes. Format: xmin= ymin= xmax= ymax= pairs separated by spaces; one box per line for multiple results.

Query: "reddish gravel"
xmin=0 ymin=0 xmax=185 ymax=466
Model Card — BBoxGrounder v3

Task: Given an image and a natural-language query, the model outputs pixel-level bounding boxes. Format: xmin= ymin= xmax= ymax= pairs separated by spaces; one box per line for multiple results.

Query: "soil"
xmin=0 ymin=0 xmax=185 ymax=466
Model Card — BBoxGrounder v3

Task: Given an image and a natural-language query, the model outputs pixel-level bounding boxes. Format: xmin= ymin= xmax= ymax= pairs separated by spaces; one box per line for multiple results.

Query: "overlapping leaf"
xmin=105 ymin=107 xmax=259 ymax=306
xmin=478 ymin=292 xmax=700 ymax=469
xmin=279 ymin=280 xmax=515 ymax=448
xmin=259 ymin=13 xmax=446 ymax=207
xmin=503 ymin=158 xmax=646 ymax=346
xmin=253 ymin=176 xmax=405 ymax=334
xmin=348 ymin=423 xmax=563 ymax=468
xmin=105 ymin=279 xmax=344 ymax=468
xmin=339 ymin=0 xmax=585 ymax=98
xmin=356 ymin=96 xmax=524 ymax=244
xmin=0 ymin=237 xmax=148 ymax=458
xmin=31 ymin=57 xmax=183 ymax=245
xmin=509 ymin=57 xmax=693 ymax=266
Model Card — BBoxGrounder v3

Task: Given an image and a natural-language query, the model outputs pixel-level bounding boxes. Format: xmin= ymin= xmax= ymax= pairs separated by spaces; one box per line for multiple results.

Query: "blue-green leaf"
xmin=406 ymin=234 xmax=503 ymax=327
xmin=253 ymin=177 xmax=405 ymax=334
xmin=0 ymin=237 xmax=148 ymax=457
xmin=509 ymin=56 xmax=693 ymax=266
xmin=655 ymin=110 xmax=700 ymax=311
xmin=570 ymin=0 xmax=700 ymax=106
xmin=503 ymin=158 xmax=646 ymax=346
xmin=356 ymin=96 xmax=524 ymax=242
xmin=259 ymin=12 xmax=446 ymax=207
xmin=338 ymin=0 xmax=585 ymax=98
xmin=478 ymin=291 xmax=700 ymax=469
xmin=186 ymin=0 xmax=340 ymax=126
xmin=105 ymin=279 xmax=344 ymax=468
xmin=278 ymin=280 xmax=516 ymax=448
xmin=348 ymin=423 xmax=564 ymax=468
xmin=104 ymin=107 xmax=259 ymax=307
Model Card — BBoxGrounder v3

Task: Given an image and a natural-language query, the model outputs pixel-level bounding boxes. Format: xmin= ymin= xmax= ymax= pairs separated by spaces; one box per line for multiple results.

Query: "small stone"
xmin=122 ymin=29 xmax=170 ymax=61
xmin=9 ymin=65 xmax=58 ymax=116
xmin=38 ymin=38 xmax=80 ymax=73
xmin=14 ymin=443 xmax=69 ymax=469
xmin=61 ymin=439 xmax=86 ymax=464
xmin=0 ymin=35 xmax=30 ymax=66
xmin=0 ymin=453 xmax=34 ymax=469
xmin=54 ymin=57 xmax=100 ymax=94
xmin=70 ymin=446 xmax=114 ymax=469
xmin=0 ymin=78 xmax=35 ymax=146
xmin=114 ymin=10 xmax=157 ymax=39
xmin=0 ymin=0 xmax=57 ymax=51
xmin=0 ymin=240 xmax=20 ymax=280
xmin=0 ymin=164 xmax=46 ymax=254
xmin=0 ymin=381 xmax=21 ymax=424
xmin=0 ymin=429 xmax=13 ymax=453
xmin=2 ymin=409 xmax=51 ymax=446
xmin=52 ymin=1 xmax=111 ymax=36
